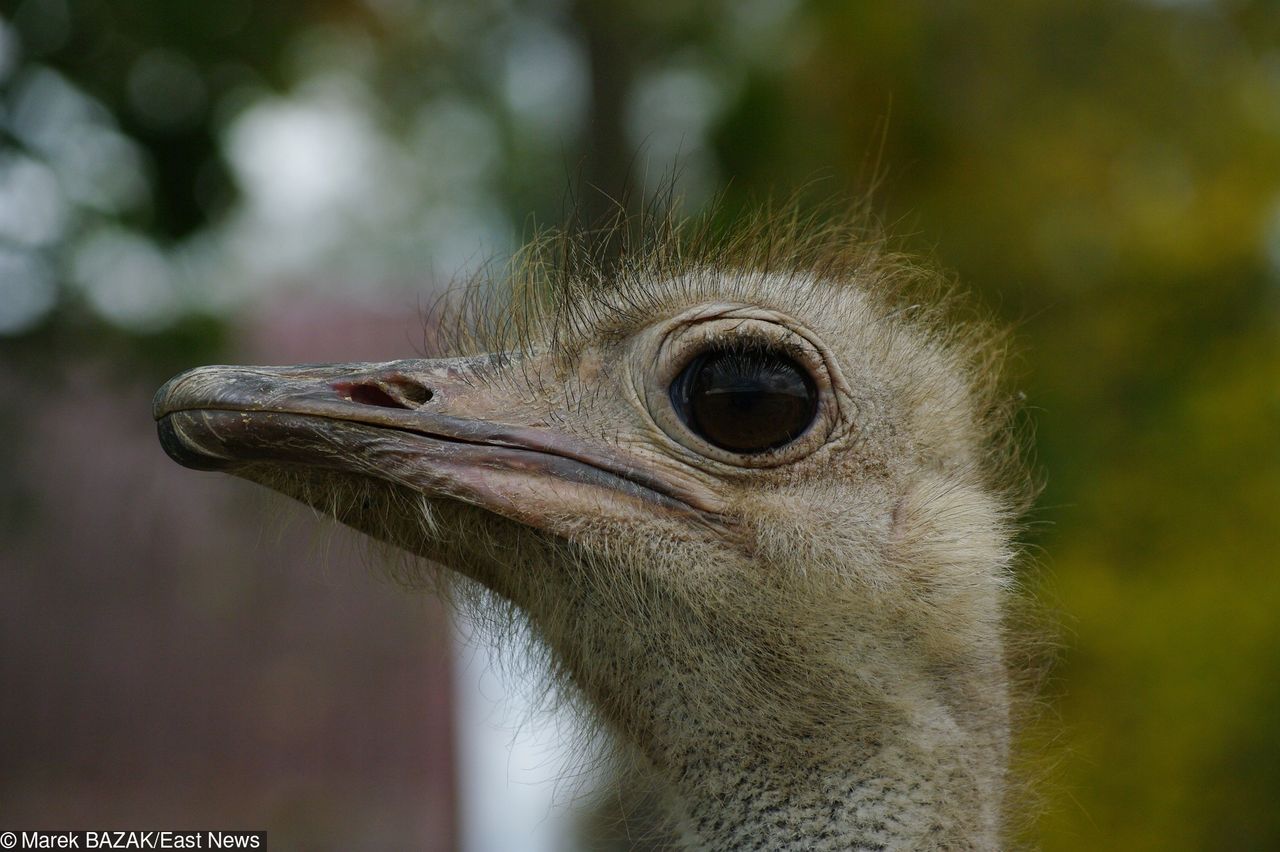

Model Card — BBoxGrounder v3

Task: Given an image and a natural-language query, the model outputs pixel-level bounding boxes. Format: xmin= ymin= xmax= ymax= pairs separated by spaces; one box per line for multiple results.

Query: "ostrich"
xmin=154 ymin=210 xmax=1031 ymax=850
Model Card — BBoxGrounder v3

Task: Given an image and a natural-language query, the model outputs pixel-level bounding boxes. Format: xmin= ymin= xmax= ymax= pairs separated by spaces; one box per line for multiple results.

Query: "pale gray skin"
xmin=156 ymin=266 xmax=1021 ymax=850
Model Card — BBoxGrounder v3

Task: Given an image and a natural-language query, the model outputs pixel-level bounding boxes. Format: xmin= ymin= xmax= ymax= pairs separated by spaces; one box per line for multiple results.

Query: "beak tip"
xmin=153 ymin=364 xmax=245 ymax=421
xmin=152 ymin=373 xmax=184 ymax=421
xmin=156 ymin=413 xmax=230 ymax=471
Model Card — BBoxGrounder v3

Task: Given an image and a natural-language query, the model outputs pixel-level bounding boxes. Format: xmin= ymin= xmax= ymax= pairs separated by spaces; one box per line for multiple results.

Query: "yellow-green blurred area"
xmin=1 ymin=0 xmax=1278 ymax=849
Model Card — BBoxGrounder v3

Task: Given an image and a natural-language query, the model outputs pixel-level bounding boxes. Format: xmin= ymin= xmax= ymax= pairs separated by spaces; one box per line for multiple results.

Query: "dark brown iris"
xmin=669 ymin=348 xmax=818 ymax=453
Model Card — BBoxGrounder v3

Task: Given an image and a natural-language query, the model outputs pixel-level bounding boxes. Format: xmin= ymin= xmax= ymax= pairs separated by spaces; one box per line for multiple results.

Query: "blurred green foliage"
xmin=3 ymin=0 xmax=1278 ymax=847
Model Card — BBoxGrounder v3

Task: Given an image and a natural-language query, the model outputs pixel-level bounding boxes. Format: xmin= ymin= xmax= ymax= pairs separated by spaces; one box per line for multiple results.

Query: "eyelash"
xmin=673 ymin=333 xmax=805 ymax=372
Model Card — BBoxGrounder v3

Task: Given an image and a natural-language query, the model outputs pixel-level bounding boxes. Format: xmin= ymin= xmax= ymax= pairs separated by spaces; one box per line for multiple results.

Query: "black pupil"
xmin=670 ymin=348 xmax=818 ymax=453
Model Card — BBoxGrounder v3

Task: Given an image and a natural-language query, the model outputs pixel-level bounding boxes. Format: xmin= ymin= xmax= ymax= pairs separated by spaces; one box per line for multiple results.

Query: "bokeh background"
xmin=2 ymin=0 xmax=1278 ymax=849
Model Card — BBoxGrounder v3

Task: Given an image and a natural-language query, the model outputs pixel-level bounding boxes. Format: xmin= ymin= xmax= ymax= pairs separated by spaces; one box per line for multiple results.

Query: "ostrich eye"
xmin=669 ymin=348 xmax=819 ymax=454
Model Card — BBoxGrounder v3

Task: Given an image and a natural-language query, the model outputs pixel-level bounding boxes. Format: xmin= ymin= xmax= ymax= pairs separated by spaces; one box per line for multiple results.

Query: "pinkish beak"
xmin=154 ymin=358 xmax=723 ymax=538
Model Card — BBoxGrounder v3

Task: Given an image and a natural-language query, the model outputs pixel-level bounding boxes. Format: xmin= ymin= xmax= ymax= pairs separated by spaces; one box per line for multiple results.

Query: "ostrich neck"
xmin=502 ymin=530 xmax=1012 ymax=850
xmin=653 ymin=695 xmax=1008 ymax=851
xmin=563 ymin=600 xmax=1010 ymax=851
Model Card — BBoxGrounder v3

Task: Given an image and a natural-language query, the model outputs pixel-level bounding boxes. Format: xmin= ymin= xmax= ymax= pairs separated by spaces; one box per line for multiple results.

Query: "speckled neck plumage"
xmin=532 ymin=546 xmax=1011 ymax=852
xmin=670 ymin=732 xmax=1002 ymax=851
xmin=662 ymin=683 xmax=1007 ymax=851
xmin=609 ymin=646 xmax=1006 ymax=849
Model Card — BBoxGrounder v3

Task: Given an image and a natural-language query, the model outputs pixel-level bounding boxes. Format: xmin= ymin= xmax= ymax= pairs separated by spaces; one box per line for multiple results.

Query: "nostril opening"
xmin=333 ymin=379 xmax=433 ymax=409
xmin=334 ymin=381 xmax=409 ymax=409
xmin=351 ymin=384 xmax=406 ymax=409
xmin=390 ymin=380 xmax=433 ymax=405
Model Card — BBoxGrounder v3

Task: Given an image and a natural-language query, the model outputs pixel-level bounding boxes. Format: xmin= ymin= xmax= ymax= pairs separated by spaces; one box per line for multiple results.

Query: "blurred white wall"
xmin=453 ymin=617 xmax=584 ymax=852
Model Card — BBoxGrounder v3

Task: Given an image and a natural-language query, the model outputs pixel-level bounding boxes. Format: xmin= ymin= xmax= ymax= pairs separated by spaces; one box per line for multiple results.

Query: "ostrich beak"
xmin=153 ymin=359 xmax=722 ymax=537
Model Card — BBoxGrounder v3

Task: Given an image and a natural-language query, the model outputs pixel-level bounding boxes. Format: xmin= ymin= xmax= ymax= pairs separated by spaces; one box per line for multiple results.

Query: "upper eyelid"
xmin=665 ymin=320 xmax=815 ymax=361
xmin=680 ymin=337 xmax=819 ymax=378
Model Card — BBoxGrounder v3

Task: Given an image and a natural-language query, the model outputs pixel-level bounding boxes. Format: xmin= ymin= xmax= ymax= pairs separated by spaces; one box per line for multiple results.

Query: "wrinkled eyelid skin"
xmin=627 ymin=303 xmax=853 ymax=470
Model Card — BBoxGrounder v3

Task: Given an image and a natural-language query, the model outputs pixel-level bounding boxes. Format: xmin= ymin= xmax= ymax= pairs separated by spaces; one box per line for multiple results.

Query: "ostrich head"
xmin=155 ymin=212 xmax=1029 ymax=850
